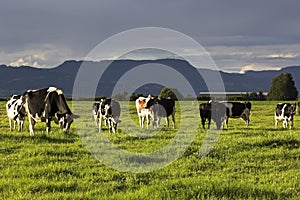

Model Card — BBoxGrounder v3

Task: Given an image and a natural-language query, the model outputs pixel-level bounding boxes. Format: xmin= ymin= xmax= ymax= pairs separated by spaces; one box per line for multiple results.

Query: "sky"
xmin=0 ymin=0 xmax=299 ymax=73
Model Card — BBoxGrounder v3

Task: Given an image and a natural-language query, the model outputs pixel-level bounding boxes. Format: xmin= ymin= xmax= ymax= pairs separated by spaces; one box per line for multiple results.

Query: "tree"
xmin=159 ymin=87 xmax=183 ymax=100
xmin=268 ymin=73 xmax=298 ymax=100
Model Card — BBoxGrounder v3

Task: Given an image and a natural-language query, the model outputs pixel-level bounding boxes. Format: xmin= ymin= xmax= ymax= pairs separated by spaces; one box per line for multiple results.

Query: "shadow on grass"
xmin=0 ymin=131 xmax=79 ymax=144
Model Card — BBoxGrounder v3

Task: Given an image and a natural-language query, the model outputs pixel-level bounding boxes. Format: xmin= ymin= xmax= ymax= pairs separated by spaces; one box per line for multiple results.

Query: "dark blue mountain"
xmin=0 ymin=59 xmax=299 ymax=97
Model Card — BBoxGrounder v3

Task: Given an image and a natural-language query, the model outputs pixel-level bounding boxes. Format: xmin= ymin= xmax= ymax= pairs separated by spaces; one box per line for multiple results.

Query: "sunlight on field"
xmin=0 ymin=101 xmax=299 ymax=199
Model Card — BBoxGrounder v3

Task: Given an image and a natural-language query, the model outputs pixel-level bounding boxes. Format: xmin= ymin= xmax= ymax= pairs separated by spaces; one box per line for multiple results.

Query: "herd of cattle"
xmin=4 ymin=87 xmax=299 ymax=135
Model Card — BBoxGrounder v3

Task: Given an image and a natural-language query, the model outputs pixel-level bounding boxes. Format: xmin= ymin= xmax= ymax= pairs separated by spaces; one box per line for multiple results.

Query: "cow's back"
xmin=156 ymin=99 xmax=175 ymax=117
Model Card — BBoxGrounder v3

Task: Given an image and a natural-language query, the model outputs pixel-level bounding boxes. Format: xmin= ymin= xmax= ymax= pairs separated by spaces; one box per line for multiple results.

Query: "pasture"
xmin=0 ymin=101 xmax=300 ymax=199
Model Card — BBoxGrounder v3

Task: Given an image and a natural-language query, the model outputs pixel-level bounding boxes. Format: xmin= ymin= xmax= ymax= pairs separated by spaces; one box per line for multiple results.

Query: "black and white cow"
xmin=222 ymin=101 xmax=252 ymax=128
xmin=200 ymin=101 xmax=251 ymax=129
xmin=275 ymin=103 xmax=296 ymax=129
xmin=22 ymin=87 xmax=74 ymax=136
xmin=144 ymin=96 xmax=175 ymax=128
xmin=92 ymin=102 xmax=101 ymax=126
xmin=6 ymin=95 xmax=26 ymax=131
xmin=98 ymin=98 xmax=121 ymax=133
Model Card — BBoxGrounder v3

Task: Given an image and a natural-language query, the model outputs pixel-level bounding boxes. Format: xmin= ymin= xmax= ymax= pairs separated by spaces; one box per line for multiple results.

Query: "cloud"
xmin=239 ymin=64 xmax=281 ymax=74
xmin=9 ymin=57 xmax=39 ymax=67
xmin=264 ymin=53 xmax=298 ymax=59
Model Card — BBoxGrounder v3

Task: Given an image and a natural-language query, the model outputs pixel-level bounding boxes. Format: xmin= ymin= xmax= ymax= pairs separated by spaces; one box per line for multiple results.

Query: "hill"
xmin=0 ymin=59 xmax=299 ymax=97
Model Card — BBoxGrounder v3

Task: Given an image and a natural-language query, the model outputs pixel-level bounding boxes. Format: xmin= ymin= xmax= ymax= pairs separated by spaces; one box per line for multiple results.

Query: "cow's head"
xmin=211 ymin=102 xmax=227 ymax=130
xmin=288 ymin=103 xmax=297 ymax=115
xmin=55 ymin=113 xmax=73 ymax=132
xmin=144 ymin=95 xmax=158 ymax=109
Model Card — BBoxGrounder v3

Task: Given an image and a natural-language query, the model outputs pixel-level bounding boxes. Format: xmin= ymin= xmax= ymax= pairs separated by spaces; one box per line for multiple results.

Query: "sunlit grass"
xmin=0 ymin=101 xmax=299 ymax=199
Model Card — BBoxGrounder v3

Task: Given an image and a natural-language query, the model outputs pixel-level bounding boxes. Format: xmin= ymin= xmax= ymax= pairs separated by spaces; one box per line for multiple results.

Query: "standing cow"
xmin=200 ymin=101 xmax=251 ymax=129
xmin=98 ymin=98 xmax=121 ymax=133
xmin=199 ymin=102 xmax=212 ymax=129
xmin=275 ymin=103 xmax=296 ymax=129
xmin=22 ymin=87 xmax=74 ymax=136
xmin=6 ymin=95 xmax=26 ymax=131
xmin=135 ymin=96 xmax=152 ymax=129
xmin=145 ymin=96 xmax=175 ymax=128
xmin=222 ymin=101 xmax=252 ymax=128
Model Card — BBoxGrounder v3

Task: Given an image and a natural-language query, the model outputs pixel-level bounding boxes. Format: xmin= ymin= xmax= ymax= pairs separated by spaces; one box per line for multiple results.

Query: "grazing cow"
xmin=211 ymin=102 xmax=228 ymax=130
xmin=144 ymin=96 xmax=175 ymax=128
xmin=222 ymin=101 xmax=252 ymax=128
xmin=98 ymin=98 xmax=121 ymax=133
xmin=275 ymin=103 xmax=296 ymax=129
xmin=199 ymin=101 xmax=228 ymax=130
xmin=22 ymin=87 xmax=73 ymax=136
xmin=199 ymin=102 xmax=212 ymax=129
xmin=135 ymin=96 xmax=152 ymax=129
xmin=6 ymin=95 xmax=26 ymax=131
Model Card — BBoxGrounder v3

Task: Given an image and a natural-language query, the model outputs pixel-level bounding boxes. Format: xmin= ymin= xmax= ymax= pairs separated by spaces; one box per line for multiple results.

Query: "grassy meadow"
xmin=0 ymin=100 xmax=300 ymax=199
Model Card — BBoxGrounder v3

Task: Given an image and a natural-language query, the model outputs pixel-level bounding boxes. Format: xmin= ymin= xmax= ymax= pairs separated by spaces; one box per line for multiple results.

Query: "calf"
xmin=98 ymin=98 xmax=121 ymax=133
xmin=222 ymin=101 xmax=252 ymax=128
xmin=6 ymin=95 xmax=26 ymax=131
xmin=145 ymin=96 xmax=175 ymax=128
xmin=275 ymin=103 xmax=296 ymax=129
xmin=135 ymin=96 xmax=152 ymax=129
xmin=22 ymin=87 xmax=74 ymax=136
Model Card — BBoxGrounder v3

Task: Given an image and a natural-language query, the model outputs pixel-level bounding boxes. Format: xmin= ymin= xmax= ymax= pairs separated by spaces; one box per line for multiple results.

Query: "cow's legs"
xmin=46 ymin=118 xmax=51 ymax=133
xmin=146 ymin=115 xmax=149 ymax=129
xmin=165 ymin=117 xmax=169 ymax=127
xmin=141 ymin=116 xmax=145 ymax=128
xmin=98 ymin=117 xmax=102 ymax=133
xmin=13 ymin=120 xmax=16 ymax=130
xmin=290 ymin=119 xmax=294 ymax=129
xmin=201 ymin=118 xmax=206 ymax=129
xmin=19 ymin=120 xmax=24 ymax=132
xmin=283 ymin=119 xmax=288 ymax=128
xmin=275 ymin=119 xmax=279 ymax=128
xmin=28 ymin=117 xmax=35 ymax=136
xmin=171 ymin=113 xmax=175 ymax=128
xmin=9 ymin=118 xmax=12 ymax=131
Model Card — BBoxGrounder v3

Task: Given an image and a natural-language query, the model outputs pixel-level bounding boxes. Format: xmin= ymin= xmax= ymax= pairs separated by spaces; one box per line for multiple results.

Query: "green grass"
xmin=0 ymin=101 xmax=299 ymax=199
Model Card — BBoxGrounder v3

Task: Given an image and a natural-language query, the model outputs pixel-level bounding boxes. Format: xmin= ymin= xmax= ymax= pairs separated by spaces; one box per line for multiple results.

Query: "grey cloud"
xmin=0 ymin=0 xmax=299 ymax=71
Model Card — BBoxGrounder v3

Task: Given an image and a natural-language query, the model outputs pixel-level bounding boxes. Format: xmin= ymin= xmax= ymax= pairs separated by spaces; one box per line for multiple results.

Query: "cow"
xmin=221 ymin=101 xmax=252 ymax=128
xmin=92 ymin=102 xmax=101 ymax=126
xmin=135 ymin=96 xmax=152 ymax=129
xmin=199 ymin=101 xmax=228 ymax=130
xmin=98 ymin=98 xmax=121 ymax=133
xmin=199 ymin=102 xmax=211 ymax=129
xmin=200 ymin=101 xmax=251 ymax=129
xmin=275 ymin=103 xmax=296 ymax=129
xmin=144 ymin=96 xmax=175 ymax=128
xmin=6 ymin=95 xmax=26 ymax=131
xmin=22 ymin=87 xmax=74 ymax=136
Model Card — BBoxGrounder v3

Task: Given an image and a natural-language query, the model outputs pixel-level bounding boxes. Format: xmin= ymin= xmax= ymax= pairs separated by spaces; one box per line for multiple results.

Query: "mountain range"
xmin=0 ymin=59 xmax=299 ymax=98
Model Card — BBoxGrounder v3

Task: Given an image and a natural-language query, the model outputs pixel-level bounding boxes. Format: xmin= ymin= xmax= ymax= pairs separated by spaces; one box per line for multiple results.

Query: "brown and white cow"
xmin=135 ymin=96 xmax=152 ymax=129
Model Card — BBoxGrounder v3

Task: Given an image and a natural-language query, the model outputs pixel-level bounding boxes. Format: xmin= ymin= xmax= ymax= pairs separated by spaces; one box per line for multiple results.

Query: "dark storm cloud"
xmin=0 ymin=0 xmax=299 ymax=72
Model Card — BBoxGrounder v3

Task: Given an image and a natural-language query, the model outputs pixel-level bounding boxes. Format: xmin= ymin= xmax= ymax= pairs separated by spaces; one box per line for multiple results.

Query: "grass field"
xmin=0 ymin=101 xmax=300 ymax=199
